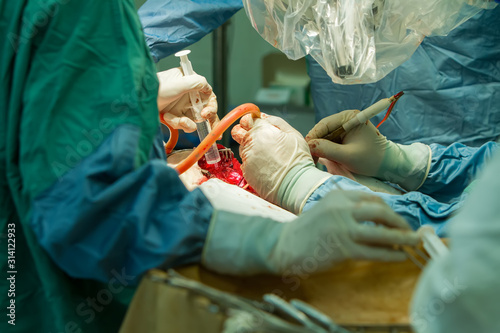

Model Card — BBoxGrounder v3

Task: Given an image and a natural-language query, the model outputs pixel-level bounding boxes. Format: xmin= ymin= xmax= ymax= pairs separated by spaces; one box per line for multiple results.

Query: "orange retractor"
xmin=159 ymin=103 xmax=261 ymax=175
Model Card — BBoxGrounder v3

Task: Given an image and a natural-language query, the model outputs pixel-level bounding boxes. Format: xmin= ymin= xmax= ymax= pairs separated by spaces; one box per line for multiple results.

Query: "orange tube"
xmin=159 ymin=117 xmax=179 ymax=155
xmin=167 ymin=103 xmax=261 ymax=175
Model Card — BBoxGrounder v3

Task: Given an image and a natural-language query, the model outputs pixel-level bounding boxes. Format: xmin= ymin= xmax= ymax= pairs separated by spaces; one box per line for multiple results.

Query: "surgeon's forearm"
xmin=31 ymin=128 xmax=213 ymax=284
xmin=302 ymin=175 xmax=370 ymax=212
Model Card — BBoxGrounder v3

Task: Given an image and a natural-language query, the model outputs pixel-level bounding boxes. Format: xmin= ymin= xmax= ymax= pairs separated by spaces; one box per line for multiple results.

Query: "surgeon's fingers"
xmin=160 ymin=74 xmax=210 ymax=102
xmin=307 ymin=138 xmax=352 ymax=166
xmin=353 ymin=200 xmax=412 ymax=230
xmin=305 ymin=110 xmax=358 ymax=141
xmin=355 ymin=245 xmax=408 ymax=262
xmin=163 ymin=113 xmax=197 ymax=133
xmin=199 ymin=82 xmax=214 ymax=96
xmin=305 ymin=119 xmax=332 ymax=141
xmin=340 ymin=190 xmax=411 ymax=229
xmin=354 ymin=225 xmax=420 ymax=247
xmin=201 ymin=93 xmax=218 ymax=121
xmin=239 ymin=114 xmax=256 ymax=131
xmin=240 ymin=111 xmax=269 ymax=128
xmin=231 ymin=124 xmax=248 ymax=145
xmin=207 ymin=114 xmax=222 ymax=140
xmin=264 ymin=115 xmax=298 ymax=134
xmin=202 ymin=108 xmax=220 ymax=138
xmin=202 ymin=110 xmax=220 ymax=129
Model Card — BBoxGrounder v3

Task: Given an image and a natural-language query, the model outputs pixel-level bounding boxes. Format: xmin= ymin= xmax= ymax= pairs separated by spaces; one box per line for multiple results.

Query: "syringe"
xmin=175 ymin=50 xmax=221 ymax=164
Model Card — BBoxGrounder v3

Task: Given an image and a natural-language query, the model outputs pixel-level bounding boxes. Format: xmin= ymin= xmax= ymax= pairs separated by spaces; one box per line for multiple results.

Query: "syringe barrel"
xmin=189 ymin=91 xmax=204 ymax=122
xmin=195 ymin=120 xmax=221 ymax=164
xmin=176 ymin=49 xmax=220 ymax=164
xmin=204 ymin=143 xmax=221 ymax=164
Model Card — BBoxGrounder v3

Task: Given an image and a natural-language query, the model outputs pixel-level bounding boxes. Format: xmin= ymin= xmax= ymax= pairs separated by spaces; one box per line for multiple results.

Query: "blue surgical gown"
xmin=305 ymin=142 xmax=498 ymax=236
xmin=138 ymin=0 xmax=243 ymax=62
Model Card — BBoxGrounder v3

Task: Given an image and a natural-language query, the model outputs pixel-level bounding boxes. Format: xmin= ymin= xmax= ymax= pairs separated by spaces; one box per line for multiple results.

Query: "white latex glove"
xmin=231 ymin=114 xmax=331 ymax=214
xmin=201 ymin=187 xmax=420 ymax=276
xmin=305 ymin=110 xmax=432 ymax=191
xmin=157 ymin=67 xmax=219 ymax=133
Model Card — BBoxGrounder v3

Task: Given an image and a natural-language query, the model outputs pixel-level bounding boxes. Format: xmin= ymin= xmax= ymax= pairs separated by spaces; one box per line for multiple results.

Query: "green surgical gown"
xmin=0 ymin=0 xmax=174 ymax=331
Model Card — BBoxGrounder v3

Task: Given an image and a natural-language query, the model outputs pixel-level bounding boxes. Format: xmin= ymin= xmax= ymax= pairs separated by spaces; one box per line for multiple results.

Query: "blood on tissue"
xmin=197 ymin=144 xmax=257 ymax=195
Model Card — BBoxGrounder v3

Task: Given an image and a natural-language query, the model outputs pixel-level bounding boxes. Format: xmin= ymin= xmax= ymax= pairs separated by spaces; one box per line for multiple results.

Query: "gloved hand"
xmin=157 ymin=67 xmax=219 ymax=133
xmin=201 ymin=185 xmax=420 ymax=276
xmin=231 ymin=114 xmax=331 ymax=214
xmin=305 ymin=110 xmax=431 ymax=191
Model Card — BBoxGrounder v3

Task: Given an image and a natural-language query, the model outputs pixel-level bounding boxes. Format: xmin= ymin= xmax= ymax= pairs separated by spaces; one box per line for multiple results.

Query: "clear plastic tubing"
xmin=175 ymin=50 xmax=221 ymax=164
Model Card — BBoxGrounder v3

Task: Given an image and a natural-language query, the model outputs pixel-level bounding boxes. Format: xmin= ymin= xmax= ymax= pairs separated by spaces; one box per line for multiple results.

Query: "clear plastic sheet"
xmin=243 ymin=0 xmax=497 ymax=84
